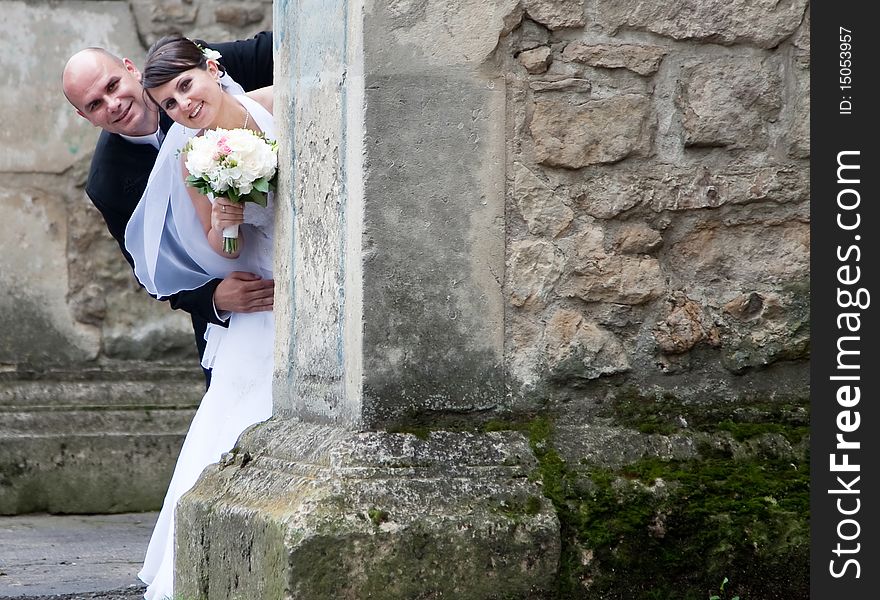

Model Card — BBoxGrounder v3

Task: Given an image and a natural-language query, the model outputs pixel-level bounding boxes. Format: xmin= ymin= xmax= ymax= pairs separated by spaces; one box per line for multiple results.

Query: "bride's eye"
xmin=181 ymin=79 xmax=191 ymax=91
xmin=164 ymin=99 xmax=177 ymax=110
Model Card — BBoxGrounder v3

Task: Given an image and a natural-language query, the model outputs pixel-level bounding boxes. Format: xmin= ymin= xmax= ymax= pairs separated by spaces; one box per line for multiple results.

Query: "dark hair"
xmin=142 ymin=36 xmax=225 ymax=104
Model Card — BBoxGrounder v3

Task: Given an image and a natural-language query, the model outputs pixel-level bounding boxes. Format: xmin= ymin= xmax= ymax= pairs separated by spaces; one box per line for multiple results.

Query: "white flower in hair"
xmin=203 ymin=47 xmax=222 ymax=61
xmin=194 ymin=42 xmax=222 ymax=62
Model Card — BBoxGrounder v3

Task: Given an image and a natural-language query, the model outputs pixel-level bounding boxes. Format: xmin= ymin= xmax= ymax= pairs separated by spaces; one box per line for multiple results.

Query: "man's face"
xmin=64 ymin=53 xmax=157 ymax=136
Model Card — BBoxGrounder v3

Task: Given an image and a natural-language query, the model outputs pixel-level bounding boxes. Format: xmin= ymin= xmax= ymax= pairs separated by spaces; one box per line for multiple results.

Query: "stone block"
xmin=175 ymin=421 xmax=560 ymax=599
xmin=543 ymin=309 xmax=630 ymax=381
xmin=508 ymin=240 xmax=565 ymax=307
xmin=512 ymin=18 xmax=551 ymax=52
xmin=666 ymin=221 xmax=809 ymax=288
xmin=559 ymin=255 xmax=665 ymax=305
xmin=677 ymin=57 xmax=782 ymax=149
xmin=518 ymin=46 xmax=552 ymax=74
xmin=597 ymin=0 xmax=808 ymax=48
xmin=611 ymin=223 xmax=663 ymax=255
xmin=562 ymin=43 xmax=668 ymax=76
xmin=720 ymin=284 xmax=810 ymax=373
xmin=512 ymin=163 xmax=573 ymax=237
xmin=215 ymin=4 xmax=265 ymax=28
xmin=529 ymin=78 xmax=592 ymax=93
xmin=531 ymin=95 xmax=654 ymax=168
xmin=1 ymin=1 xmax=143 ymax=174
xmin=523 ymin=0 xmax=586 ymax=30
xmin=653 ymin=295 xmax=719 ymax=355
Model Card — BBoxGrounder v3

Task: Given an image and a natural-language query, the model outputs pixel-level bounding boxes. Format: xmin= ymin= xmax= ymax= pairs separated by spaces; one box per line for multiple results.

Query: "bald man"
xmin=62 ymin=33 xmax=274 ymax=385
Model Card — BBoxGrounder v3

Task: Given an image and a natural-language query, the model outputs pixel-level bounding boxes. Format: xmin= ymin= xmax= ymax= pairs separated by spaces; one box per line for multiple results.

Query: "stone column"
xmin=175 ymin=1 xmax=559 ymax=597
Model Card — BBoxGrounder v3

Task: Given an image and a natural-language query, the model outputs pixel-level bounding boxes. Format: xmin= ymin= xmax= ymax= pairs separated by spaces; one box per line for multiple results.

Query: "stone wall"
xmin=501 ymin=0 xmax=810 ymax=407
xmin=495 ymin=2 xmax=810 ymax=595
xmin=0 ymin=0 xmax=272 ymax=514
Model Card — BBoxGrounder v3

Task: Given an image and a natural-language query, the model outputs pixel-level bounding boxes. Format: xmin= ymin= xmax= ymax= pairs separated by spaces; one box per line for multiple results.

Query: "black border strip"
xmin=810 ymin=2 xmax=878 ymax=596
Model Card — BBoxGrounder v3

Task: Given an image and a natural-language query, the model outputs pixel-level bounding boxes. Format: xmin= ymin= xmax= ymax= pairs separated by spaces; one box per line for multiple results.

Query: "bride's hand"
xmin=211 ymin=197 xmax=245 ymax=232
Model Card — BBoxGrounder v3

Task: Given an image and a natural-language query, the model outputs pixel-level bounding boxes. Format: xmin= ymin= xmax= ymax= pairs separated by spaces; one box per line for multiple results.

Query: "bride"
xmin=124 ymin=36 xmax=276 ymax=600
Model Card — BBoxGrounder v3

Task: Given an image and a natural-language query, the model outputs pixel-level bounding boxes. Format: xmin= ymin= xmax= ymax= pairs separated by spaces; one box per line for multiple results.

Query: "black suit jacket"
xmin=85 ymin=32 xmax=274 ymax=365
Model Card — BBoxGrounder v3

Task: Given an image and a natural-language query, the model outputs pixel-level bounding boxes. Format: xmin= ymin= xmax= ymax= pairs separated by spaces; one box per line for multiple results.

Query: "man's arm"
xmin=208 ymin=31 xmax=273 ymax=93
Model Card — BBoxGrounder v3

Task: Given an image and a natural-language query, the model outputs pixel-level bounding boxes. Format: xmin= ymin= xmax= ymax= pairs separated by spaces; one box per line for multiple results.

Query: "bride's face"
xmin=150 ymin=62 xmax=224 ymax=129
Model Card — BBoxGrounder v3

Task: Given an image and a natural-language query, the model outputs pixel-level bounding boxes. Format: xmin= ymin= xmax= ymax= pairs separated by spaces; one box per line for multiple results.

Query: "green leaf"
xmin=227 ymin=187 xmax=240 ymax=202
xmin=252 ymin=177 xmax=270 ymax=193
xmin=247 ymin=189 xmax=268 ymax=207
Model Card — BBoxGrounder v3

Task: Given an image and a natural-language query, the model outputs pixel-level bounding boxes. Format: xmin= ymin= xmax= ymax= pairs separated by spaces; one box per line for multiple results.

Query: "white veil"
xmin=125 ymin=76 xmax=267 ymax=298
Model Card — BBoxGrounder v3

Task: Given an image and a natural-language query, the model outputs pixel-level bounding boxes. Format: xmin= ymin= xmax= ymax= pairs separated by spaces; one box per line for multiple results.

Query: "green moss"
xmin=714 ymin=420 xmax=809 ymax=445
xmin=367 ymin=507 xmax=390 ymax=527
xmin=527 ymin=417 xmax=809 ymax=600
xmin=599 ymin=385 xmax=809 ymax=442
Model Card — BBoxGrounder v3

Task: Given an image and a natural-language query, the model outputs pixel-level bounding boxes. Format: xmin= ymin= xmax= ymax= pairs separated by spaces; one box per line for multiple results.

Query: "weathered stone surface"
xmin=677 ymin=58 xmax=782 ymax=149
xmin=508 ymin=240 xmax=565 ymax=306
xmin=152 ymin=1 xmax=198 ymax=24
xmin=513 ymin=163 xmax=573 ymax=237
xmin=215 ymin=4 xmax=265 ymax=27
xmin=513 ymin=18 xmax=551 ymax=52
xmin=531 ymin=95 xmax=654 ymax=168
xmin=555 ymin=163 xmax=809 ymax=221
xmin=176 ymin=422 xmax=561 ymax=599
xmin=553 ymin=424 xmax=699 ymax=470
xmin=562 ymin=43 xmax=668 ymax=76
xmin=720 ymin=285 xmax=810 ymax=372
xmin=523 ymin=0 xmax=586 ymax=30
xmin=0 ymin=369 xmax=202 ymax=514
xmin=570 ymin=222 xmax=607 ymax=259
xmin=788 ymin=69 xmax=810 ymax=159
xmin=653 ymin=295 xmax=719 ymax=354
xmin=368 ymin=0 xmax=521 ymax=68
xmin=612 ymin=223 xmax=663 ymax=254
xmin=2 ymin=1 xmax=143 ymax=174
xmin=0 ymin=185 xmax=100 ymax=366
xmin=518 ymin=46 xmax=552 ymax=74
xmin=529 ymin=77 xmax=592 ymax=93
xmin=560 ymin=256 xmax=665 ymax=305
xmin=790 ymin=9 xmax=810 ymax=68
xmin=543 ymin=310 xmax=630 ymax=380
xmin=597 ymin=0 xmax=809 ymax=49
xmin=666 ymin=222 xmax=809 ymax=287
xmin=647 ymin=165 xmax=809 ymax=211
xmin=567 ymin=172 xmax=644 ymax=219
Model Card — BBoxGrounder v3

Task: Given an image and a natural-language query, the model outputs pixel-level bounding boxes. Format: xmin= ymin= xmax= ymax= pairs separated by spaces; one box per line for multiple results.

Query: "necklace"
xmin=243 ymin=107 xmax=250 ymax=130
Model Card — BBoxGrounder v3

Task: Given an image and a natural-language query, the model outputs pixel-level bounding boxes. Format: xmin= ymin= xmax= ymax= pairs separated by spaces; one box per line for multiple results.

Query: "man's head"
xmin=62 ymin=48 xmax=158 ymax=136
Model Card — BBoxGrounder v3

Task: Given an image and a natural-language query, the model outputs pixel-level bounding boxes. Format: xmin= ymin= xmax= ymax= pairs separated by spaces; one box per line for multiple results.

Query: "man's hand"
xmin=213 ymin=271 xmax=274 ymax=313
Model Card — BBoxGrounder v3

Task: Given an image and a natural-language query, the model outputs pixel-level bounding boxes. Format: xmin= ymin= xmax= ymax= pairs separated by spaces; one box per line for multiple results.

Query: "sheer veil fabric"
xmin=127 ymin=90 xmax=277 ymax=600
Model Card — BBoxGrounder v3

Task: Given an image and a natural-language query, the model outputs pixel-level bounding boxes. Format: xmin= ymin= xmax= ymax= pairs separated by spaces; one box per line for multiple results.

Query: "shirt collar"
xmin=120 ymin=129 xmax=162 ymax=150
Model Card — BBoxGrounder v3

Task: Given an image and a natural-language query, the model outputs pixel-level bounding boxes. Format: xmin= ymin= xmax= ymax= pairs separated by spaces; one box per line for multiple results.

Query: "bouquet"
xmin=183 ymin=128 xmax=278 ymax=254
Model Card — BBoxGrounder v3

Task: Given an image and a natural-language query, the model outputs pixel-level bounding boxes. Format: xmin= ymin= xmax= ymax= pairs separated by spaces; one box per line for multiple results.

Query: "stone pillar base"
xmin=175 ymin=420 xmax=560 ymax=599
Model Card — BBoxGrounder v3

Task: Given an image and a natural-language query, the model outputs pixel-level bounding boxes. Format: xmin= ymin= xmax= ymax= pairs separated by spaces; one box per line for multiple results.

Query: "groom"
xmin=61 ymin=32 xmax=275 ymax=385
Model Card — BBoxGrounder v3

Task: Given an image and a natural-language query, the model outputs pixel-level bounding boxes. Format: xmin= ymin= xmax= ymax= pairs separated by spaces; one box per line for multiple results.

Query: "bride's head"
xmin=142 ymin=36 xmax=233 ymax=130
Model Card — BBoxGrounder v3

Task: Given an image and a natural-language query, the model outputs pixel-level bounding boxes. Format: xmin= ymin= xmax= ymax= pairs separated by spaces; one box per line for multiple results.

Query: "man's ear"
xmin=123 ymin=57 xmax=142 ymax=82
xmin=74 ymin=108 xmax=98 ymax=126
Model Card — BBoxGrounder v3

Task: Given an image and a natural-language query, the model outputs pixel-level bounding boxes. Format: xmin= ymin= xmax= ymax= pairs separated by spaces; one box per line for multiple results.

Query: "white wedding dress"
xmin=125 ymin=95 xmax=276 ymax=600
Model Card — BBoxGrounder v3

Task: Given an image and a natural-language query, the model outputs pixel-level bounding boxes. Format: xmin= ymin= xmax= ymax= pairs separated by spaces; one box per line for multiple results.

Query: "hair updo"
xmin=142 ymin=36 xmax=225 ymax=101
